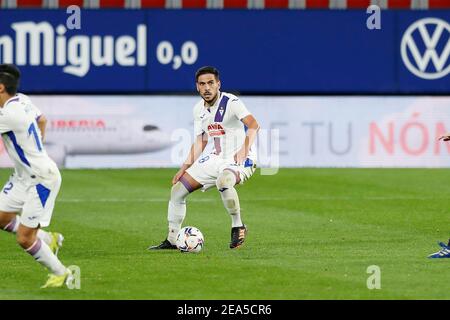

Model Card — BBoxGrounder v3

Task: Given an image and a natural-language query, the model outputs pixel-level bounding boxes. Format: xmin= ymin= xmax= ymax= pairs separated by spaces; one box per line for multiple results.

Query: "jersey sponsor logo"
xmin=0 ymin=22 xmax=147 ymax=77
xmin=401 ymin=18 xmax=450 ymax=80
xmin=207 ymin=123 xmax=225 ymax=137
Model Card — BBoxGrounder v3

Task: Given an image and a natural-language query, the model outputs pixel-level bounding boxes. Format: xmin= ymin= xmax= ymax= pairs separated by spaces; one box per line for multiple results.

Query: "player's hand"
xmin=439 ymin=133 xmax=450 ymax=141
xmin=172 ymin=169 xmax=185 ymax=185
xmin=234 ymin=148 xmax=248 ymax=165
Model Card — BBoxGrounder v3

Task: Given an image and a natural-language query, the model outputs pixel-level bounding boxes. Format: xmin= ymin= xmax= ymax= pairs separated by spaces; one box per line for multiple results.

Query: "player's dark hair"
xmin=195 ymin=66 xmax=220 ymax=82
xmin=0 ymin=64 xmax=20 ymax=95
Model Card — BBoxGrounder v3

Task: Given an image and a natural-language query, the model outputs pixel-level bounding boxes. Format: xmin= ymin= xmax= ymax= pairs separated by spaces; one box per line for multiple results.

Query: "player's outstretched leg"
xmin=1 ymin=213 xmax=64 ymax=256
xmin=216 ymin=169 xmax=247 ymax=249
xmin=16 ymin=223 xmax=72 ymax=288
xmin=428 ymin=238 xmax=450 ymax=258
xmin=148 ymin=181 xmax=191 ymax=250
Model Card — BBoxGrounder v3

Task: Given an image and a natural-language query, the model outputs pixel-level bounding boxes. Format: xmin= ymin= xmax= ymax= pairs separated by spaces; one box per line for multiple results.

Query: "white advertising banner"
xmin=1 ymin=95 xmax=450 ymax=168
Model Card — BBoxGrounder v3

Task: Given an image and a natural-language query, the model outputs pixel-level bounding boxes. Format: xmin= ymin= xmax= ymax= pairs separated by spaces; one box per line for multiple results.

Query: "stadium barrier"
xmin=0 ymin=9 xmax=448 ymax=93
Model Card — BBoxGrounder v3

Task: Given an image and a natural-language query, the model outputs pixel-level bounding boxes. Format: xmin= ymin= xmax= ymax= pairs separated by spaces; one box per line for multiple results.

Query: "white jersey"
xmin=193 ymin=92 xmax=256 ymax=161
xmin=0 ymin=94 xmax=58 ymax=181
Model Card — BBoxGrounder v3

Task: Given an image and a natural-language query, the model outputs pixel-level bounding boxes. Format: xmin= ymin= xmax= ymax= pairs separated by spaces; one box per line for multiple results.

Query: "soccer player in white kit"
xmin=0 ymin=64 xmax=73 ymax=287
xmin=149 ymin=66 xmax=259 ymax=250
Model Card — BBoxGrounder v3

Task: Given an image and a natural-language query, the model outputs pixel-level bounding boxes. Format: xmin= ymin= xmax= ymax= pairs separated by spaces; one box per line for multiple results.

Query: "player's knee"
xmin=170 ymin=182 xmax=189 ymax=203
xmin=216 ymin=170 xmax=237 ymax=191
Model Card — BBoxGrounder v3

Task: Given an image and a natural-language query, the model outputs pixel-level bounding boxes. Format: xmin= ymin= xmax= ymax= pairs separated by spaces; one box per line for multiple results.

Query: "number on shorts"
xmin=3 ymin=182 xmax=13 ymax=194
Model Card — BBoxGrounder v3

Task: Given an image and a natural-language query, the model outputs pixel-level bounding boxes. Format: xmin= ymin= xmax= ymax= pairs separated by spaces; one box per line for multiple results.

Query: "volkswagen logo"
xmin=401 ymin=18 xmax=450 ymax=80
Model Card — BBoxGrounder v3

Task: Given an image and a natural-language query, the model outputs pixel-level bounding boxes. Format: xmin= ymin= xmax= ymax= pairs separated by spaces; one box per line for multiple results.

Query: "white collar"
xmin=3 ymin=94 xmax=19 ymax=108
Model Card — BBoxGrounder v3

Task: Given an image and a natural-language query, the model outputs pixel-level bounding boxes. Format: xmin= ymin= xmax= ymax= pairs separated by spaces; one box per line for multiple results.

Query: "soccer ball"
xmin=176 ymin=226 xmax=204 ymax=253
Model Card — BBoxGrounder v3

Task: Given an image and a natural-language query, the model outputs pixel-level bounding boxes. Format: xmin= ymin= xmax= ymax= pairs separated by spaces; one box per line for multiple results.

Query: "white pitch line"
xmin=56 ymin=196 xmax=446 ymax=203
xmin=57 ymin=198 xmax=213 ymax=203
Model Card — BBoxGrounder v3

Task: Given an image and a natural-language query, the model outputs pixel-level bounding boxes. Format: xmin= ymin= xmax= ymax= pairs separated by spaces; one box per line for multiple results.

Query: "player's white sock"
xmin=3 ymin=217 xmax=19 ymax=233
xmin=37 ymin=229 xmax=53 ymax=245
xmin=25 ymin=239 xmax=66 ymax=276
xmin=167 ymin=182 xmax=190 ymax=245
xmin=221 ymin=187 xmax=243 ymax=227
xmin=217 ymin=170 xmax=243 ymax=228
xmin=4 ymin=217 xmax=53 ymax=246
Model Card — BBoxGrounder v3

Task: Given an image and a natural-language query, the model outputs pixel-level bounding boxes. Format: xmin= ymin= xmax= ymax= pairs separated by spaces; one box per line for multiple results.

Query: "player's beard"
xmin=203 ymin=91 xmax=218 ymax=106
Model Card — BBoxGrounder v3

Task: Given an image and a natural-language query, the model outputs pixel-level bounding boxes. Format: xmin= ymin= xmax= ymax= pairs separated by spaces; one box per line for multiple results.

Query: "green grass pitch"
xmin=0 ymin=168 xmax=449 ymax=299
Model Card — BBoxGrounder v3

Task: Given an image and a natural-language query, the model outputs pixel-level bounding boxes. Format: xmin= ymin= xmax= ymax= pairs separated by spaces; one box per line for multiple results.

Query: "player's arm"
xmin=439 ymin=133 xmax=450 ymax=141
xmin=234 ymin=114 xmax=260 ymax=164
xmin=187 ymin=132 xmax=209 ymax=165
xmin=172 ymin=133 xmax=208 ymax=185
xmin=36 ymin=114 xmax=47 ymax=142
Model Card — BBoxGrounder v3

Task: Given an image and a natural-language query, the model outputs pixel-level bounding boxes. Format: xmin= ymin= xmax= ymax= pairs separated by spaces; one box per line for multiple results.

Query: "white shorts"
xmin=186 ymin=153 xmax=257 ymax=191
xmin=0 ymin=172 xmax=62 ymax=228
